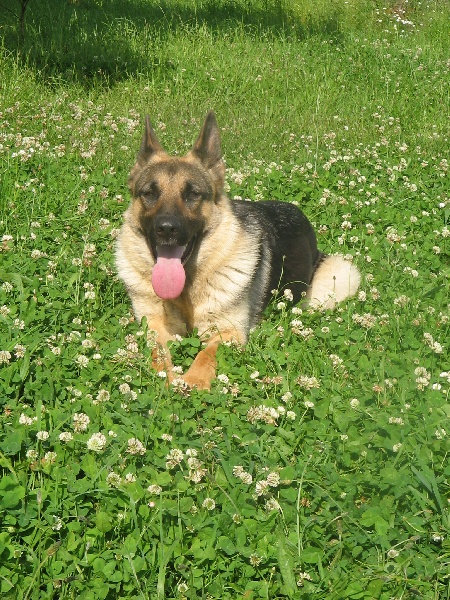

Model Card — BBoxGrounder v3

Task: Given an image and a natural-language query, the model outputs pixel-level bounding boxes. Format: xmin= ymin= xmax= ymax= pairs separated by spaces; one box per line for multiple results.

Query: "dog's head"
xmin=127 ymin=111 xmax=225 ymax=300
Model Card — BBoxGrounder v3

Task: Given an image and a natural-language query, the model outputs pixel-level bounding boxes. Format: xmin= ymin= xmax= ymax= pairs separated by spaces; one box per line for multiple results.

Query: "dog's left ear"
xmin=192 ymin=111 xmax=222 ymax=170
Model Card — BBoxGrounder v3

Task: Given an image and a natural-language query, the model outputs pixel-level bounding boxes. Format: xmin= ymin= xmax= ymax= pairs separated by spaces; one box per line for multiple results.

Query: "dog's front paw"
xmin=181 ymin=363 xmax=215 ymax=391
xmin=181 ymin=372 xmax=212 ymax=391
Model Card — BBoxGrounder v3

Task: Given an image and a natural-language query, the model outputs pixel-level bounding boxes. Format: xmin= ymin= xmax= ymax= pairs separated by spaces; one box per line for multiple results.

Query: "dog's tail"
xmin=306 ymin=254 xmax=361 ymax=309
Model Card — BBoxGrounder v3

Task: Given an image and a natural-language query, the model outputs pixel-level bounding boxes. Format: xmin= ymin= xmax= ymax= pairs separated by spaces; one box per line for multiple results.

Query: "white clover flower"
xmin=352 ymin=313 xmax=377 ymax=329
xmin=94 ymin=389 xmax=110 ymax=404
xmin=98 ymin=218 xmax=110 ymax=229
xmin=19 ymin=413 xmax=37 ymax=426
xmin=75 ymin=354 xmax=89 ymax=368
xmin=240 ymin=471 xmax=253 ymax=484
xmin=297 ymin=572 xmax=312 ymax=586
xmin=167 ymin=448 xmax=184 ymax=462
xmin=31 ymin=249 xmax=45 ymax=259
xmin=59 ymin=432 xmax=73 ymax=443
xmin=283 ymin=288 xmax=294 ymax=302
xmin=249 ymin=553 xmax=262 ymax=567
xmin=281 ymin=391 xmax=292 ymax=402
xmin=127 ymin=438 xmax=146 ymax=455
xmin=73 ymin=413 xmax=90 ymax=432
xmin=296 ymin=375 xmax=320 ymax=390
xmin=350 ymin=398 xmax=360 ymax=409
xmin=247 ymin=405 xmax=280 ymax=425
xmin=177 ymin=582 xmax=189 ymax=594
xmin=202 ymin=497 xmax=215 ymax=510
xmin=36 ymin=431 xmax=49 ymax=441
xmin=266 ymin=472 xmax=280 ymax=487
xmin=255 ymin=480 xmax=270 ymax=497
xmin=44 ymin=452 xmax=57 ymax=464
xmin=14 ymin=344 xmax=26 ymax=358
xmin=106 ymin=472 xmax=122 ymax=487
xmin=13 ymin=319 xmax=25 ymax=330
xmin=0 ymin=350 xmax=12 ymax=364
xmin=147 ymin=484 xmax=162 ymax=494
xmin=388 ymin=417 xmax=404 ymax=425
xmin=265 ymin=498 xmax=281 ymax=512
xmin=119 ymin=383 xmax=131 ymax=394
xmin=394 ymin=295 xmax=409 ymax=307
xmin=187 ymin=456 xmax=202 ymax=470
xmin=86 ymin=432 xmax=107 ymax=452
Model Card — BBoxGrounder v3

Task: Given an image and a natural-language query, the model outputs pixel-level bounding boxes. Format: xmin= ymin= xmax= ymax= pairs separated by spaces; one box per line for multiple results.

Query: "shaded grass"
xmin=1 ymin=0 xmax=449 ymax=163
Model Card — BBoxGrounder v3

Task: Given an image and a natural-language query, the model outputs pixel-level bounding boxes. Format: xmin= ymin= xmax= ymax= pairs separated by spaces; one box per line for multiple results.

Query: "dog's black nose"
xmin=154 ymin=215 xmax=181 ymax=241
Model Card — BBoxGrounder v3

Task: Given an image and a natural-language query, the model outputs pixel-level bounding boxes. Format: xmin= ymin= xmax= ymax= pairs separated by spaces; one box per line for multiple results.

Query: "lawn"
xmin=0 ymin=0 xmax=449 ymax=598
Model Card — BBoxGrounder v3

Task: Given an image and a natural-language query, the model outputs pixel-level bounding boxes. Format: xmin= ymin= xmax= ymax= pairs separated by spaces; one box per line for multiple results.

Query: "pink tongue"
xmin=152 ymin=246 xmax=186 ymax=300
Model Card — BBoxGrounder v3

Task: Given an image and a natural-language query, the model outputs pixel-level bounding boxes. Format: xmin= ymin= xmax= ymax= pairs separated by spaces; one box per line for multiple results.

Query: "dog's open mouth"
xmin=151 ymin=236 xmax=197 ymax=300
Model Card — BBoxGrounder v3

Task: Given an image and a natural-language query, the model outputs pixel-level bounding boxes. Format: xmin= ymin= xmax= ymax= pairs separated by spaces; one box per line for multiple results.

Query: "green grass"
xmin=0 ymin=0 xmax=450 ymax=598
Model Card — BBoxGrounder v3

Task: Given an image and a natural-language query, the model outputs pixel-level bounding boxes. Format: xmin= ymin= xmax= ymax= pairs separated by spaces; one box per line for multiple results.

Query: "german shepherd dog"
xmin=116 ymin=111 xmax=360 ymax=390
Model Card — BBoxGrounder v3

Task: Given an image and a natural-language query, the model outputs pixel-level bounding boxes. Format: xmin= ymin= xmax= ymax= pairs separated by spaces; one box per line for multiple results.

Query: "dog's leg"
xmin=151 ymin=343 xmax=174 ymax=380
xmin=182 ymin=330 xmax=243 ymax=391
xmin=146 ymin=322 xmax=176 ymax=382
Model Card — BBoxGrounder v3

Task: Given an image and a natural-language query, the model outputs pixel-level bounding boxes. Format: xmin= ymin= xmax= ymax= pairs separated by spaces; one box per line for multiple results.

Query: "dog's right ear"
xmin=137 ymin=116 xmax=165 ymax=164
xmin=191 ymin=111 xmax=225 ymax=194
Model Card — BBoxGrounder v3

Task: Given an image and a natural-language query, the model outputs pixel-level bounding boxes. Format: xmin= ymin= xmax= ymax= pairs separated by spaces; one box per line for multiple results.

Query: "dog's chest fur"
xmin=117 ymin=198 xmax=269 ymax=339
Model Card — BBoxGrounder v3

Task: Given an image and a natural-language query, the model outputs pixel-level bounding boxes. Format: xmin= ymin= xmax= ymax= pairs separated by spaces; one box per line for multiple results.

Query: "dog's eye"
xmin=140 ymin=183 xmax=160 ymax=206
xmin=185 ymin=189 xmax=202 ymax=203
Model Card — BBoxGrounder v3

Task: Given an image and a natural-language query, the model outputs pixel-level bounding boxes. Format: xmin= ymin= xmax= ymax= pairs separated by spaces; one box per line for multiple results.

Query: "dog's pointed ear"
xmin=192 ymin=111 xmax=222 ymax=169
xmin=137 ymin=115 xmax=165 ymax=163
xmin=191 ymin=111 xmax=225 ymax=194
